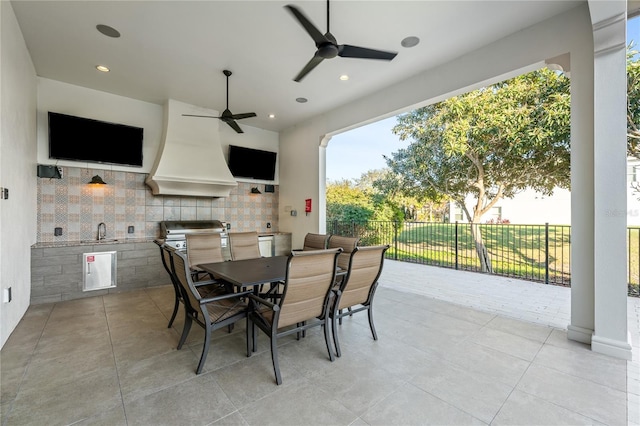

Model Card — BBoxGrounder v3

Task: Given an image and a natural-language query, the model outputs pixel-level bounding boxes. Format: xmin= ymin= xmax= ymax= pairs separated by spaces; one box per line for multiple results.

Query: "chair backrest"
xmin=303 ymin=233 xmax=329 ymax=251
xmin=186 ymin=233 xmax=224 ymax=269
xmin=170 ymin=248 xmax=203 ymax=315
xmin=228 ymin=231 xmax=262 ymax=260
xmin=327 ymin=235 xmax=360 ymax=271
xmin=337 ymin=245 xmax=389 ymax=310
xmin=277 ymin=248 xmax=342 ymax=328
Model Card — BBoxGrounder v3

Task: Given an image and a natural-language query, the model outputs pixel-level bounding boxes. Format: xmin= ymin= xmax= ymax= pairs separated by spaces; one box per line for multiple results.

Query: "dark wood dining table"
xmin=197 ymin=255 xmax=288 ymax=292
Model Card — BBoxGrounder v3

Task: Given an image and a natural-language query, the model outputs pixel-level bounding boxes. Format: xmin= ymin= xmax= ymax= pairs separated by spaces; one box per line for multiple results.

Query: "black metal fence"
xmin=327 ymin=220 xmax=639 ymax=297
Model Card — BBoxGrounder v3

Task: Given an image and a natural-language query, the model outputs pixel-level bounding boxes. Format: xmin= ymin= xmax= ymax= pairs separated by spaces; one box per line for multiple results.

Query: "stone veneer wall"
xmin=37 ymin=166 xmax=279 ymax=243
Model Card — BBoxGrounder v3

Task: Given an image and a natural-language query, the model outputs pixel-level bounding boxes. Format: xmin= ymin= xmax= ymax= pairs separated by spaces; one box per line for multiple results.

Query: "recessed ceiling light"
xmin=268 ymin=114 xmax=276 ymax=119
xmin=339 ymin=74 xmax=349 ymax=81
xmin=296 ymin=97 xmax=308 ymax=103
xmin=96 ymin=65 xmax=110 ymax=72
xmin=96 ymin=24 xmax=121 ymax=38
xmin=401 ymin=36 xmax=420 ymax=48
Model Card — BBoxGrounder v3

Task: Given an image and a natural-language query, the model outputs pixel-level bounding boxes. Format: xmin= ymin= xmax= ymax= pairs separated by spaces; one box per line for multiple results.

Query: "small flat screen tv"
xmin=227 ymin=145 xmax=277 ymax=181
xmin=48 ymin=112 xmax=144 ymax=167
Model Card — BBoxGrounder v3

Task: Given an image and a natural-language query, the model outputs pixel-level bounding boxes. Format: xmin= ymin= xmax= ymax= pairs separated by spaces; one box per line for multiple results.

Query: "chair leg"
xmin=196 ymin=322 xmax=212 ymax=374
xmin=367 ymin=306 xmax=378 ymax=341
xmin=323 ymin=318 xmax=335 ymax=362
xmin=252 ymin=320 xmax=258 ymax=353
xmin=331 ymin=309 xmax=342 ymax=358
xmin=246 ymin=316 xmax=252 ymax=357
xmin=168 ymin=297 xmax=180 ymax=328
xmin=270 ymin=334 xmax=282 ymax=385
xmin=339 ymin=309 xmax=343 ymax=325
xmin=177 ymin=313 xmax=192 ymax=349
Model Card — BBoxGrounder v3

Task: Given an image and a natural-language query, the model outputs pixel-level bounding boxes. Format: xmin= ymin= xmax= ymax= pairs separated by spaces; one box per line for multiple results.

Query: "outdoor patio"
xmin=1 ymin=260 xmax=638 ymax=425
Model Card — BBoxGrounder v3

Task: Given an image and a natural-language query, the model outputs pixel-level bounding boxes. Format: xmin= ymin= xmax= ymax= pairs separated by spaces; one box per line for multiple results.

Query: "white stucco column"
xmin=589 ymin=0 xmax=632 ymax=359
xmin=568 ymin=45 xmax=596 ymax=345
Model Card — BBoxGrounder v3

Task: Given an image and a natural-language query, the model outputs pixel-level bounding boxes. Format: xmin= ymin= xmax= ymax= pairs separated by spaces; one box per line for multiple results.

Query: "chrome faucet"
xmin=97 ymin=222 xmax=106 ymax=241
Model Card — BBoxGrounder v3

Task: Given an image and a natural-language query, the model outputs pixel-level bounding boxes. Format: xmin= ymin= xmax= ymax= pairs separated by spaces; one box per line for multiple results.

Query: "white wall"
xmin=279 ymin=4 xmax=591 ymax=249
xmin=36 ymin=78 xmax=279 ymax=180
xmin=451 ymin=188 xmax=572 ymax=225
xmin=37 ymin=78 xmax=163 ymax=173
xmin=1 ymin=1 xmax=38 ymax=348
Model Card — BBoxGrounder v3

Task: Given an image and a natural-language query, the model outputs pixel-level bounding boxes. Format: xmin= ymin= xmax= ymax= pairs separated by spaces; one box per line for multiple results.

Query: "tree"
xmin=628 ymin=44 xmax=640 ymax=158
xmin=383 ymin=68 xmax=571 ymax=272
xmin=326 ymin=179 xmax=374 ymax=223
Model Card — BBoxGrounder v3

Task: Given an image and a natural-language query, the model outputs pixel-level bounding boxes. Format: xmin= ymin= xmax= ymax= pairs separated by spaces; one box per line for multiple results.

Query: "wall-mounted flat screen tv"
xmin=48 ymin=111 xmax=144 ymax=167
xmin=227 ymin=145 xmax=277 ymax=181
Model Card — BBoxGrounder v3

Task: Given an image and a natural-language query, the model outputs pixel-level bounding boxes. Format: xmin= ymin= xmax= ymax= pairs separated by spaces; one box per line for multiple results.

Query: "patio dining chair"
xmin=186 ymin=233 xmax=226 ymax=281
xmin=246 ymin=248 xmax=342 ymax=385
xmin=157 ymin=241 xmax=223 ymax=328
xmin=169 ymin=248 xmax=251 ymax=374
xmin=302 ymin=233 xmax=329 ymax=250
xmin=331 ymin=244 xmax=389 ymax=357
xmin=327 ymin=235 xmax=360 ymax=274
xmin=228 ymin=231 xmax=262 ymax=260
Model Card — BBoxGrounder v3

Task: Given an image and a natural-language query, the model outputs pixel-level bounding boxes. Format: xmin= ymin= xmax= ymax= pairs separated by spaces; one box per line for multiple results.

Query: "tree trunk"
xmin=469 ymin=222 xmax=493 ymax=273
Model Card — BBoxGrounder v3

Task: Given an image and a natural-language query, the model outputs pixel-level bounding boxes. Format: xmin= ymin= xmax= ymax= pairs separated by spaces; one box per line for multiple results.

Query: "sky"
xmin=325 ymin=116 xmax=408 ymax=182
xmin=326 ymin=16 xmax=640 ymax=183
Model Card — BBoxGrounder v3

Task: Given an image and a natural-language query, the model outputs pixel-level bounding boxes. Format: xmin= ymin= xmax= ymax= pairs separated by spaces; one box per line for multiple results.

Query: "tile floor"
xmin=1 ymin=260 xmax=638 ymax=426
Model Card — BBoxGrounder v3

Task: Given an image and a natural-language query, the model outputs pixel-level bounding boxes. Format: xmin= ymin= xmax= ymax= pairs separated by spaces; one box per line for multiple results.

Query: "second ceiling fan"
xmin=285 ymin=0 xmax=398 ymax=82
xmin=183 ymin=69 xmax=256 ymax=134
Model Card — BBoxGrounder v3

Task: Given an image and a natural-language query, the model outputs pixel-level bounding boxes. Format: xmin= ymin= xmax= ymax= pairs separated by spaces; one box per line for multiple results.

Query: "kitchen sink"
xmin=81 ymin=239 xmax=119 ymax=244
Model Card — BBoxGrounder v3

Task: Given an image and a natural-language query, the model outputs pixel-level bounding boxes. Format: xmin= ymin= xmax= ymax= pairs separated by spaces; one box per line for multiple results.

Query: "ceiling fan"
xmin=285 ymin=0 xmax=398 ymax=82
xmin=183 ymin=69 xmax=256 ymax=134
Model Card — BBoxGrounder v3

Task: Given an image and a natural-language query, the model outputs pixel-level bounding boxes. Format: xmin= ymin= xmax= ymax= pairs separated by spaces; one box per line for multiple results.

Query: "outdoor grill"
xmin=159 ymin=220 xmax=227 ymax=251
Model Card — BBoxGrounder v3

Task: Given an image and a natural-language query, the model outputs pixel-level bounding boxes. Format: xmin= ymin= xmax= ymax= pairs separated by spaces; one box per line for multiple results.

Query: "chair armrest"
xmin=199 ymin=289 xmax=251 ymax=305
xmin=248 ymin=293 xmax=280 ymax=311
xmin=193 ymin=279 xmax=219 ymax=287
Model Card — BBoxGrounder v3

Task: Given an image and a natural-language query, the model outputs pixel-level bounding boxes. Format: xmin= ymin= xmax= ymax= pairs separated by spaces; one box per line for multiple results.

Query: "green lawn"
xmin=328 ymin=221 xmax=639 ymax=296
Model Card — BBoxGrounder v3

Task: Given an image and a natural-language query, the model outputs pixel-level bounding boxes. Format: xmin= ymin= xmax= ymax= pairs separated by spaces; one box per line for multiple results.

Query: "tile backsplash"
xmin=37 ymin=166 xmax=278 ymax=243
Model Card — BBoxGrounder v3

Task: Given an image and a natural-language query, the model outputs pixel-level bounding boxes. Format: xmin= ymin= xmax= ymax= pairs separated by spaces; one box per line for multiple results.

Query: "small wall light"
xmin=88 ymin=175 xmax=107 ymax=185
xmin=250 ymin=187 xmax=262 ymax=194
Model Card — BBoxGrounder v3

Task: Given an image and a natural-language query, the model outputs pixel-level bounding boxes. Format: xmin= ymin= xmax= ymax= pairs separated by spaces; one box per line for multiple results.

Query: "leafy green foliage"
xmin=385 ymin=68 xmax=571 ymax=224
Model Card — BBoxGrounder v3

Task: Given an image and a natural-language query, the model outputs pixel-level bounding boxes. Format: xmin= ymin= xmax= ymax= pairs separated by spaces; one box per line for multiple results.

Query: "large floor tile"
xmin=470 ymin=326 xmax=545 ymax=361
xmin=361 ymin=382 xmax=486 ymax=425
xmin=492 ymin=389 xmax=606 ymax=425
xmin=212 ymin=350 xmax=305 ymax=408
xmin=238 ymin=380 xmax=357 ymax=426
xmin=124 ymin=373 xmax=237 ymax=426
xmin=117 ymin=348 xmax=201 ymax=404
xmin=4 ymin=368 xmax=121 ymax=426
xmin=517 ymin=363 xmax=627 ymax=425
xmin=409 ymin=356 xmax=513 ymax=423
xmin=533 ymin=343 xmax=628 ymax=392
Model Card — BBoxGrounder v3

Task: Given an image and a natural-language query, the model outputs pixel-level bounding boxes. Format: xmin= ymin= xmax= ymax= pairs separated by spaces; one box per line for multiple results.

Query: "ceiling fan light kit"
xmin=285 ymin=0 xmax=398 ymax=82
xmin=182 ymin=69 xmax=256 ymax=134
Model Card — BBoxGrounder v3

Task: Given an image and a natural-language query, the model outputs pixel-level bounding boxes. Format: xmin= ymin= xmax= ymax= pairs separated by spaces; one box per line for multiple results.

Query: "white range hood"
xmin=146 ymin=99 xmax=238 ymax=197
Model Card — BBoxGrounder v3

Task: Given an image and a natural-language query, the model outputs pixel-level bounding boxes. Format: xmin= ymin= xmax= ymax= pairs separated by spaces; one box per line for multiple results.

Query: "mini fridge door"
xmin=83 ymin=251 xmax=117 ymax=291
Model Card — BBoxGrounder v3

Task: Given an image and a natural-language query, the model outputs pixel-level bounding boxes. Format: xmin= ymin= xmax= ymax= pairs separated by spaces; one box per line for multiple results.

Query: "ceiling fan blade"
xmin=338 ymin=44 xmax=398 ymax=61
xmin=230 ymin=112 xmax=257 ymax=120
xmin=284 ymin=4 xmax=328 ymax=46
xmin=294 ymin=54 xmax=325 ymax=82
xmin=182 ymin=114 xmax=221 ymax=119
xmin=226 ymin=120 xmax=244 ymax=134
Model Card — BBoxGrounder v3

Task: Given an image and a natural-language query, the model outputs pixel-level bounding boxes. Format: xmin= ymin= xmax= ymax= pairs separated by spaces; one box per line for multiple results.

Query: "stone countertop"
xmin=31 ymin=238 xmax=155 ymax=249
xmin=32 ymin=232 xmax=291 ymax=249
